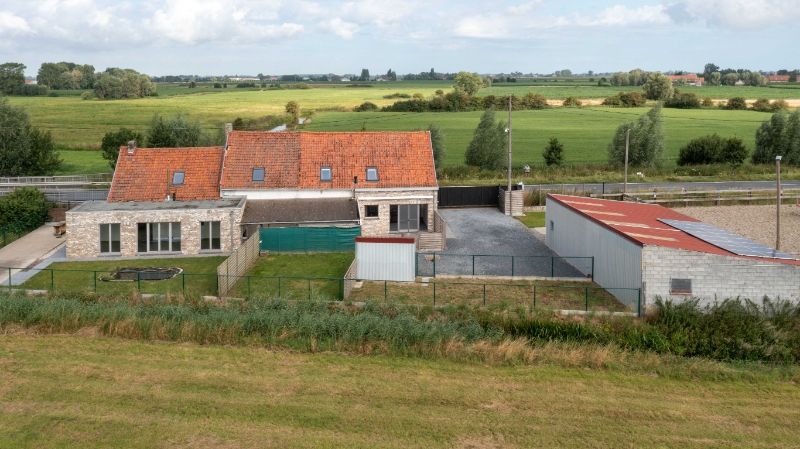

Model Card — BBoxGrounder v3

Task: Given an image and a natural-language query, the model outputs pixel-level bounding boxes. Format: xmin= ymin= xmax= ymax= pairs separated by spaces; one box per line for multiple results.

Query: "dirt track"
xmin=545 ymin=99 xmax=800 ymax=107
xmin=677 ymin=204 xmax=800 ymax=256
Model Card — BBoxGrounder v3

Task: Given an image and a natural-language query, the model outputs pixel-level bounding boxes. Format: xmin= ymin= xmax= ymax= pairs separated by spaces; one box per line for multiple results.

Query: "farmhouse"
xmin=668 ymin=73 xmax=703 ymax=86
xmin=767 ymin=74 xmax=790 ymax=83
xmin=66 ymin=130 xmax=441 ymax=259
xmin=545 ymin=194 xmax=800 ymax=310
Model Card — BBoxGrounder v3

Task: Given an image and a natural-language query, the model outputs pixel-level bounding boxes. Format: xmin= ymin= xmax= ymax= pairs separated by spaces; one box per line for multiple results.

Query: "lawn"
xmin=21 ymin=257 xmax=226 ymax=298
xmin=1 ymin=334 xmax=799 ymax=448
xmin=56 ymin=149 xmax=111 ymax=175
xmin=21 ymin=253 xmax=354 ymax=299
xmin=518 ymin=211 xmax=546 ymax=228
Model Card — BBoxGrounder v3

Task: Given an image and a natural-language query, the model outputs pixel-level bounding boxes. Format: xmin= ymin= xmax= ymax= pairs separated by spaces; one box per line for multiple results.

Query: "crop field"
xmin=2 ymin=334 xmax=800 ymax=448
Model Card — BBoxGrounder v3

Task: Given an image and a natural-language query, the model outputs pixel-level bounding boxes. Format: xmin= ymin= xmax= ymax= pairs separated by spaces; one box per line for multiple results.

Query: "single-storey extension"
xmin=545 ymin=194 xmax=800 ymax=310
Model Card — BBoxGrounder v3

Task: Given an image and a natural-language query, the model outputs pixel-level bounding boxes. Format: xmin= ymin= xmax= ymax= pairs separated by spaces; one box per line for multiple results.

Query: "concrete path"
xmin=0 ymin=225 xmax=65 ymax=287
xmin=417 ymin=208 xmax=585 ymax=278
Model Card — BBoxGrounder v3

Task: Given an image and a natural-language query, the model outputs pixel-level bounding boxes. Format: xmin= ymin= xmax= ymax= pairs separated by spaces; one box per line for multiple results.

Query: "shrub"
xmin=236 ymin=82 xmax=256 ymax=88
xmin=751 ymin=98 xmax=772 ymax=112
xmin=542 ymin=137 xmax=564 ymax=166
xmin=213 ymin=82 xmax=222 ymax=88
xmin=520 ymin=92 xmax=548 ymax=109
xmin=725 ymin=97 xmax=748 ymax=110
xmin=12 ymin=84 xmax=49 ymax=96
xmin=664 ymin=91 xmax=700 ymax=109
xmin=0 ymin=187 xmax=50 ymax=233
xmin=770 ymin=99 xmax=789 ymax=111
xmin=383 ymin=92 xmax=411 ymax=99
xmin=701 ymin=97 xmax=714 ymax=107
xmin=602 ymin=91 xmax=646 ymax=107
xmin=80 ymin=91 xmax=93 ymax=100
xmin=562 ymin=96 xmax=581 ymax=107
xmin=354 ymin=101 xmax=379 ymax=112
xmin=677 ymin=134 xmax=748 ymax=165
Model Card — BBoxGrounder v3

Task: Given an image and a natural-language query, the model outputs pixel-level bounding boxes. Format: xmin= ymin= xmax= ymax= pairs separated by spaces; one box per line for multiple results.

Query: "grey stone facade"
xmin=354 ymin=189 xmax=438 ymax=236
xmin=642 ymin=246 xmax=800 ymax=305
xmin=66 ymin=199 xmax=245 ymax=259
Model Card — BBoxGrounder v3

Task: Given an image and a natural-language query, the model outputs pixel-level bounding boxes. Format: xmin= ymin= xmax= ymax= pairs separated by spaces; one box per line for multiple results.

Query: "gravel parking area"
xmin=417 ymin=208 xmax=586 ymax=278
xmin=678 ymin=204 xmax=800 ymax=256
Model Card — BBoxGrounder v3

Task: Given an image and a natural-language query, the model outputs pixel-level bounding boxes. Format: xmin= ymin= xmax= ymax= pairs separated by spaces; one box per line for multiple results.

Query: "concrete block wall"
xmin=66 ymin=206 xmax=244 ymax=259
xmin=642 ymin=246 xmax=800 ymax=305
xmin=355 ymin=190 xmax=437 ymax=236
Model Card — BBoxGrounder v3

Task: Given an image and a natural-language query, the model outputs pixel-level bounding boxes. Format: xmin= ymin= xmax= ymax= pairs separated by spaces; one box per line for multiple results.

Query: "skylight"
xmin=320 ymin=166 xmax=332 ymax=182
xmin=366 ymin=167 xmax=379 ymax=181
xmin=252 ymin=167 xmax=265 ymax=182
xmin=172 ymin=170 xmax=185 ymax=186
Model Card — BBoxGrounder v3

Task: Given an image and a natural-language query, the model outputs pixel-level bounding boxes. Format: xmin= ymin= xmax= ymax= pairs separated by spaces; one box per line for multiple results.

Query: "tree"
xmin=146 ymin=114 xmax=203 ymax=148
xmin=101 ymin=128 xmax=145 ymax=169
xmin=752 ymin=110 xmax=800 ymax=165
xmin=703 ymin=63 xmax=719 ymax=81
xmin=427 ymin=124 xmax=445 ymax=166
xmin=0 ymin=99 xmax=61 ymax=176
xmin=453 ymin=71 xmax=484 ymax=96
xmin=464 ymin=108 xmax=506 ymax=170
xmin=285 ymin=101 xmax=300 ymax=127
xmin=719 ymin=137 xmax=748 ymax=165
xmin=359 ymin=68 xmax=370 ymax=81
xmin=542 ymin=137 xmax=564 ymax=166
xmin=386 ymin=69 xmax=397 ymax=81
xmin=608 ymin=104 xmax=664 ymax=168
xmin=0 ymin=62 xmax=25 ymax=94
xmin=642 ymin=72 xmax=674 ymax=100
xmin=94 ymin=68 xmax=155 ymax=99
xmin=722 ymin=73 xmax=739 ymax=86
xmin=708 ymin=71 xmax=722 ymax=86
xmin=677 ymin=134 xmax=747 ymax=165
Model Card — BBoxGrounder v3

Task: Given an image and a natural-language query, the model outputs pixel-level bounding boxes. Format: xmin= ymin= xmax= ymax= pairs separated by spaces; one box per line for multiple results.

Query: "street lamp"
xmin=776 ymin=155 xmax=782 ymax=250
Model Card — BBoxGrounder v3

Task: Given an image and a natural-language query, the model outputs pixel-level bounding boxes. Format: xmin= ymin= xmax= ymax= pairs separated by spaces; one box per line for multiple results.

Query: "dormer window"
xmin=172 ymin=170 xmax=185 ymax=186
xmin=366 ymin=167 xmax=379 ymax=181
xmin=320 ymin=166 xmax=332 ymax=182
xmin=252 ymin=167 xmax=265 ymax=182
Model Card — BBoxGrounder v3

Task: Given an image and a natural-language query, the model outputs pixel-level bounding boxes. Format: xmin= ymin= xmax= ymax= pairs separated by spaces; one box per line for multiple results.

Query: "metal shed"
xmin=355 ymin=237 xmax=416 ymax=282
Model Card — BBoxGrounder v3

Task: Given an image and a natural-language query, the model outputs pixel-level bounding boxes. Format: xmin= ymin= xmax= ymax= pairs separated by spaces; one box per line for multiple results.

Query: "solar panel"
xmin=659 ymin=219 xmax=796 ymax=260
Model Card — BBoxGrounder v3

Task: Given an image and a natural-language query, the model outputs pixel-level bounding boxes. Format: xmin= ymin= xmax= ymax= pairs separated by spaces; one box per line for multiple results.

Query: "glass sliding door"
xmin=137 ymin=222 xmax=181 ymax=253
xmin=390 ymin=205 xmax=420 ymax=233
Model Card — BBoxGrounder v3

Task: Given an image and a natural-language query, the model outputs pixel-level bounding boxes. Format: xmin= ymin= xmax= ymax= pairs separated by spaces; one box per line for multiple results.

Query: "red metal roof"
xmin=109 ymin=146 xmax=224 ymax=202
xmin=548 ymin=194 xmax=800 ymax=266
xmin=220 ymin=131 xmax=437 ymax=190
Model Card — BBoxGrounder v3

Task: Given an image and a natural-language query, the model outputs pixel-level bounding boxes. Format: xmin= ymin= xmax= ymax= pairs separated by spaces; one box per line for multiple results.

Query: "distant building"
xmin=767 ymin=75 xmax=790 ymax=83
xmin=668 ymin=73 xmax=703 ymax=86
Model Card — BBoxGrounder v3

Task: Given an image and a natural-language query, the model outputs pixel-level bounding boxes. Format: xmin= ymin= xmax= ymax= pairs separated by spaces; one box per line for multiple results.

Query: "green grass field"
xmin=518 ymin=211 xmax=546 ymax=228
xmin=1 ymin=334 xmax=799 ymax=448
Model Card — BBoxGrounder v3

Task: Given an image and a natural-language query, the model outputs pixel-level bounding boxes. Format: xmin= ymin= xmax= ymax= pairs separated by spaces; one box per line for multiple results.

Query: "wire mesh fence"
xmin=1 ymin=266 xmax=639 ymax=315
xmin=415 ymin=253 xmax=593 ymax=279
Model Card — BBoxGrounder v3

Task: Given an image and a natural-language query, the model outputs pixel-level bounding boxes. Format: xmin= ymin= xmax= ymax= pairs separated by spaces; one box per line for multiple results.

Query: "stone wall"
xmin=642 ymin=246 xmax=800 ymax=306
xmin=66 ymin=206 xmax=244 ymax=259
xmin=355 ymin=189 xmax=438 ymax=236
xmin=498 ymin=188 xmax=524 ymax=216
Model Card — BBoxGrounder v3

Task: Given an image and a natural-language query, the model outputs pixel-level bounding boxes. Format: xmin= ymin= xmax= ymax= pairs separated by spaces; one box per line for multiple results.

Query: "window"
xmin=172 ymin=170 xmax=185 ymax=186
xmin=320 ymin=166 xmax=332 ymax=182
xmin=366 ymin=167 xmax=379 ymax=181
xmin=390 ymin=204 xmax=420 ymax=233
xmin=252 ymin=167 xmax=265 ymax=182
xmin=670 ymin=278 xmax=692 ymax=295
xmin=99 ymin=223 xmax=120 ymax=254
xmin=364 ymin=205 xmax=379 ymax=218
xmin=201 ymin=221 xmax=221 ymax=251
xmin=549 ymin=220 xmax=554 ymax=231
xmin=137 ymin=222 xmax=181 ymax=253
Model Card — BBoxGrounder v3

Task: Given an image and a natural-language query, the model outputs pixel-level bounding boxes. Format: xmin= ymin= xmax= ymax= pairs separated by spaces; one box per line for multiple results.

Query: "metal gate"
xmin=438 ymin=186 xmax=499 ymax=208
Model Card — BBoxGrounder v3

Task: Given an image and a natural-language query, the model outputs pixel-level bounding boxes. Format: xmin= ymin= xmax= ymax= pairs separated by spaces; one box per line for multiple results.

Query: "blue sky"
xmin=1 ymin=0 xmax=798 ymax=76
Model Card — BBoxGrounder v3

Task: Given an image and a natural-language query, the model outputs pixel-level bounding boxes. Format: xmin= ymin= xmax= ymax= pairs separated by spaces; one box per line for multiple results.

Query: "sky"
xmin=1 ymin=0 xmax=799 ymax=77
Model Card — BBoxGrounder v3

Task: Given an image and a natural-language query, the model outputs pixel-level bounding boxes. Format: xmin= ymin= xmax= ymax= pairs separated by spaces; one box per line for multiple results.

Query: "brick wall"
xmin=355 ymin=190 xmax=437 ymax=236
xmin=66 ymin=206 xmax=244 ymax=259
xmin=642 ymin=246 xmax=800 ymax=306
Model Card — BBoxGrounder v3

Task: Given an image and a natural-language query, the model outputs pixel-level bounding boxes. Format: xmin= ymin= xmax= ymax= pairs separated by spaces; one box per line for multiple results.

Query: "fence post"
xmin=532 ymin=284 xmax=536 ymax=311
xmin=433 ymin=253 xmax=436 ymax=277
xmin=182 ymin=273 xmax=186 ymax=297
xmin=308 ymin=278 xmax=312 ymax=301
xmin=384 ymin=280 xmax=387 ymax=302
xmin=93 ymin=271 xmax=97 ymax=293
xmin=550 ymin=257 xmax=555 ymax=278
xmin=50 ymin=269 xmax=54 ymax=292
xmin=433 ymin=282 xmax=436 ymax=307
xmin=590 ymin=257 xmax=595 ymax=279
xmin=637 ymin=289 xmax=642 ymax=317
xmin=338 ymin=278 xmax=343 ymax=300
xmin=483 ymin=283 xmax=486 ymax=306
xmin=137 ymin=271 xmax=141 ymax=293
xmin=7 ymin=267 xmax=11 ymax=289
xmin=584 ymin=286 xmax=589 ymax=312
xmin=278 ymin=277 xmax=282 ymax=298
xmin=511 ymin=256 xmax=515 ymax=277
xmin=472 ymin=255 xmax=475 ymax=276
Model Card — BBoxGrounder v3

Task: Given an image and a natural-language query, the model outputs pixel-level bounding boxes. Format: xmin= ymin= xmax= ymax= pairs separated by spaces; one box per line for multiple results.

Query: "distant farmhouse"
xmin=546 ymin=195 xmax=800 ymax=309
xmin=767 ymin=74 xmax=790 ymax=83
xmin=66 ymin=131 xmax=441 ymax=259
xmin=668 ymin=73 xmax=703 ymax=86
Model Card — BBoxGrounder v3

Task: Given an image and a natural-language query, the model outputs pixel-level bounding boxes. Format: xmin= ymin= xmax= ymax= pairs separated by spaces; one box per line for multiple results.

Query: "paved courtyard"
xmin=417 ymin=208 xmax=587 ymax=278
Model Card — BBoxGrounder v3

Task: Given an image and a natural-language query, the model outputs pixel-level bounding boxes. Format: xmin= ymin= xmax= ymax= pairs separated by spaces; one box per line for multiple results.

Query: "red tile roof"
xmin=108 ymin=146 xmax=224 ymax=202
xmin=768 ymin=75 xmax=790 ymax=82
xmin=220 ymin=131 xmax=437 ymax=190
xmin=548 ymin=194 xmax=800 ymax=266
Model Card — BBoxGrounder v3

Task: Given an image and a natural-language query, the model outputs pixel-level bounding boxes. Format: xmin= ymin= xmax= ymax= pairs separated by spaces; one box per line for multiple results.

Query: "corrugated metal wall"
xmin=356 ymin=241 xmax=416 ymax=282
xmin=545 ymin=198 xmax=642 ymax=308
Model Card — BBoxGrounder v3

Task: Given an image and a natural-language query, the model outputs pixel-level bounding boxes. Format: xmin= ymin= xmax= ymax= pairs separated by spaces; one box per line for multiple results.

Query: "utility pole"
xmin=623 ymin=127 xmax=630 ymax=198
xmin=507 ymin=96 xmax=513 ymax=215
xmin=776 ymin=155 xmax=782 ymax=250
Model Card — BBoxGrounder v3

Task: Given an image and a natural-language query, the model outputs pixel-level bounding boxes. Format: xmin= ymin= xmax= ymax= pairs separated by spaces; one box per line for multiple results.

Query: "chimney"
xmin=225 ymin=123 xmax=233 ymax=135
xmin=127 ymin=140 xmax=136 ymax=155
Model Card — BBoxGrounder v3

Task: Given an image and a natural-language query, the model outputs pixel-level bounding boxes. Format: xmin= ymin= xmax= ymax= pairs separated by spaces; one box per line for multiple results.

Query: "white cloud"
xmin=321 ymin=17 xmax=359 ymax=39
xmin=575 ymin=4 xmax=670 ymax=27
xmin=0 ymin=10 xmax=32 ymax=35
xmin=669 ymin=0 xmax=800 ymax=30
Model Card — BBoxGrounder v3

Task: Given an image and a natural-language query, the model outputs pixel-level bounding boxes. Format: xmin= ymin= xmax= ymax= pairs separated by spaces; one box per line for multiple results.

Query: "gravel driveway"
xmin=678 ymin=204 xmax=800 ymax=257
xmin=417 ymin=208 xmax=586 ymax=278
